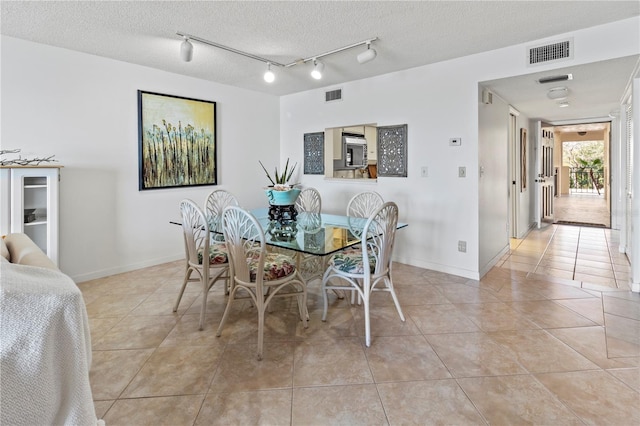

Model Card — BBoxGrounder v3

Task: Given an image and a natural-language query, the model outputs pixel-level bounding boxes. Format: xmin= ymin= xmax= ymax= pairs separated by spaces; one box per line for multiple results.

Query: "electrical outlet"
xmin=458 ymin=240 xmax=467 ymax=253
xmin=449 ymin=138 xmax=462 ymax=146
xmin=421 ymin=166 xmax=428 ymax=177
xmin=458 ymin=166 xmax=466 ymax=178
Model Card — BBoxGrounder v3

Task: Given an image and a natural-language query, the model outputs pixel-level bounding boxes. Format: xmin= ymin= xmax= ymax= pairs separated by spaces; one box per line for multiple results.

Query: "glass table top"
xmin=171 ymin=208 xmax=407 ymax=257
xmin=250 ymin=208 xmax=407 ymax=256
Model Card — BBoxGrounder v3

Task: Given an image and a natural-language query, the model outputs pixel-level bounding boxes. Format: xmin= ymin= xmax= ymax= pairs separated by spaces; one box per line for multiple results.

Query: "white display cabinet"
xmin=0 ymin=166 xmax=61 ymax=265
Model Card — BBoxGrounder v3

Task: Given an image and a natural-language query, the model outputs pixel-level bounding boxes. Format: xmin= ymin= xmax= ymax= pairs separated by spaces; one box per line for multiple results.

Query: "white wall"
xmin=2 ymin=17 xmax=638 ymax=282
xmin=1 ymin=36 xmax=281 ymax=282
xmin=280 ymin=17 xmax=640 ymax=279
xmin=478 ymin=87 xmax=509 ymax=276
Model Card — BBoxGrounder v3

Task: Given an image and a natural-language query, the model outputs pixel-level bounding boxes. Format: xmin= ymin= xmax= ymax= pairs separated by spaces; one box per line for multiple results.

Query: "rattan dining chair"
xmin=321 ymin=201 xmax=405 ymax=347
xmin=295 ymin=187 xmax=322 ymax=213
xmin=174 ymin=199 xmax=229 ymax=330
xmin=343 ymin=191 xmax=385 ymax=303
xmin=204 ymin=189 xmax=239 ymax=242
xmin=216 ymin=206 xmax=308 ymax=360
xmin=293 ymin=187 xmax=324 ymax=280
xmin=346 ymin=191 xmax=384 ymax=218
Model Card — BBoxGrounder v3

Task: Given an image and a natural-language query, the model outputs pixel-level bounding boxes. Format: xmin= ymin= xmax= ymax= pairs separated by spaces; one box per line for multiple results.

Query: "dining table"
xmin=249 ymin=207 xmax=407 ymax=256
xmin=171 ymin=207 xmax=408 ymax=281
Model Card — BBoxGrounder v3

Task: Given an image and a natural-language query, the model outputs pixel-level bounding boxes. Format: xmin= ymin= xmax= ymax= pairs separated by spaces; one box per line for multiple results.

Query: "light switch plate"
xmin=450 ymin=138 xmax=462 ymax=146
xmin=458 ymin=166 xmax=466 ymax=178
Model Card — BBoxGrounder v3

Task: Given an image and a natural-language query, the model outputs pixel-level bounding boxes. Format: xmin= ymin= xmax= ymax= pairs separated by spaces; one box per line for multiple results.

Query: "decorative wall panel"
xmin=377 ymin=124 xmax=408 ymax=177
xmin=303 ymin=132 xmax=324 ymax=174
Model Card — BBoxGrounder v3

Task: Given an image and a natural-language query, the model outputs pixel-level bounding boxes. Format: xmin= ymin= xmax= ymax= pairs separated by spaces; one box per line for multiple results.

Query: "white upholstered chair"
xmin=174 ymin=199 xmax=229 ymax=330
xmin=321 ymin=202 xmax=404 ymax=346
xmin=216 ymin=206 xmax=308 ymax=360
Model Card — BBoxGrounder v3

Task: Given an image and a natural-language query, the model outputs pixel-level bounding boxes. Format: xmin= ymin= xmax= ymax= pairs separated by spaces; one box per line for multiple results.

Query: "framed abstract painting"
xmin=138 ymin=90 xmax=217 ymax=190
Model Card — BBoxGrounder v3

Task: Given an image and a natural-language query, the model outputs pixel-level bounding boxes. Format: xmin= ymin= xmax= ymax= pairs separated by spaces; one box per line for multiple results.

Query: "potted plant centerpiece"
xmin=259 ymin=158 xmax=301 ymax=206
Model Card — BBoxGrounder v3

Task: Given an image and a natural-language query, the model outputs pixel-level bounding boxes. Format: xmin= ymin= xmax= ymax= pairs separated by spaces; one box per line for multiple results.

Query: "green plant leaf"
xmin=258 ymin=161 xmax=276 ymax=186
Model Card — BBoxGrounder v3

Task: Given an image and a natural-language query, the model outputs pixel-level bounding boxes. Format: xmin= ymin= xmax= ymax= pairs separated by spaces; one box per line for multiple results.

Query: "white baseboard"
xmin=392 ymin=255 xmax=480 ymax=280
xmin=480 ymin=244 xmax=510 ymax=278
xmin=70 ymin=253 xmax=183 ymax=283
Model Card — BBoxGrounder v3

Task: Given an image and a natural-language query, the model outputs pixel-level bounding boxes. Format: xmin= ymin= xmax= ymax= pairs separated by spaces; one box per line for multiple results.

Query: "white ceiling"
xmin=1 ymin=1 xmax=639 ymax=124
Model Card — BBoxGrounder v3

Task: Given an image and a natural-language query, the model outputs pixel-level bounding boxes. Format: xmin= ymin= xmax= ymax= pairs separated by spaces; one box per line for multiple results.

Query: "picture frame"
xmin=520 ymin=128 xmax=527 ymax=191
xmin=138 ymin=90 xmax=217 ymax=190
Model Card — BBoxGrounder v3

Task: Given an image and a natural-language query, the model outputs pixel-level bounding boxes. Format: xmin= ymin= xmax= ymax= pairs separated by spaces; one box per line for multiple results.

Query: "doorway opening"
xmin=553 ymin=122 xmax=610 ymax=228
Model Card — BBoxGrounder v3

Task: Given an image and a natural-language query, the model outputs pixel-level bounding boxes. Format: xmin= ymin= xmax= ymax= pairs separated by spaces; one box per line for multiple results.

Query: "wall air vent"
xmin=527 ymin=39 xmax=573 ymax=66
xmin=538 ymin=74 xmax=573 ymax=84
xmin=325 ymin=88 xmax=342 ymax=102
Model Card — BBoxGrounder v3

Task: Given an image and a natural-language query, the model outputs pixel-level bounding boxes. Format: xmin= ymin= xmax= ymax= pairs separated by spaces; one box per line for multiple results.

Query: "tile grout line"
xmin=528 ymin=224 xmax=559 ymax=274
xmin=573 ymin=227 xmax=581 ymax=283
xmin=603 ymin=229 xmax=623 ymax=289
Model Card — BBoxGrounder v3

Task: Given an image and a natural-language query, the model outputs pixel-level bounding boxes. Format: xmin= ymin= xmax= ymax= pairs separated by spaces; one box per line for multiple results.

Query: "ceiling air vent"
xmin=325 ymin=89 xmax=342 ymax=102
xmin=527 ymin=39 xmax=573 ymax=66
xmin=538 ymin=74 xmax=573 ymax=84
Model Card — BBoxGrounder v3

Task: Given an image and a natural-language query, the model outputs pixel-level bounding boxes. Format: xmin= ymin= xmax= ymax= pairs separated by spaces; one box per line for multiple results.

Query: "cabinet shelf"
xmin=1 ymin=167 xmax=60 ymax=266
xmin=24 ymin=219 xmax=47 ymax=227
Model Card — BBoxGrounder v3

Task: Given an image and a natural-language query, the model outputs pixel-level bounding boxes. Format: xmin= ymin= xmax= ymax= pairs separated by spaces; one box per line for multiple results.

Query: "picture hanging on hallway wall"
xmin=520 ymin=128 xmax=527 ymax=191
xmin=137 ymin=90 xmax=217 ymax=190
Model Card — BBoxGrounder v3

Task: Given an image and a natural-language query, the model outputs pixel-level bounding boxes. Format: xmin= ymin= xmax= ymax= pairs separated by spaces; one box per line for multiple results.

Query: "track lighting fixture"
xmin=357 ymin=42 xmax=377 ymax=64
xmin=264 ymin=63 xmax=275 ymax=83
xmin=175 ymin=32 xmax=378 ymax=83
xmin=311 ymin=60 xmax=324 ymax=80
xmin=180 ymin=37 xmax=193 ymax=62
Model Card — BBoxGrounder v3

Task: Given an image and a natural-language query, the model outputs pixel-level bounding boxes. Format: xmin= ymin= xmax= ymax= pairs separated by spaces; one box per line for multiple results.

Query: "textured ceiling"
xmin=1 ymin=1 xmax=639 ymax=123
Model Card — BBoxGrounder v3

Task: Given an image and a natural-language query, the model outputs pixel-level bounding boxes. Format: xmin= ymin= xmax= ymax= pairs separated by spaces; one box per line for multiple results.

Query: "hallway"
xmin=499 ymin=224 xmax=630 ymax=290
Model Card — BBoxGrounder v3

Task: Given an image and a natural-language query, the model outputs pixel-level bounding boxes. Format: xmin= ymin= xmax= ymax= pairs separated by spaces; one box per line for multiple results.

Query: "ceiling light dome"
xmin=547 ymin=86 xmax=569 ymax=100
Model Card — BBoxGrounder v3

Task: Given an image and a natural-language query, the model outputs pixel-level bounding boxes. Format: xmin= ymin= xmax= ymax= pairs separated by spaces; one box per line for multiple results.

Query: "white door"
xmin=624 ymin=104 xmax=633 ymax=259
xmin=535 ymin=121 xmax=555 ymax=228
xmin=509 ymin=113 xmax=518 ymax=237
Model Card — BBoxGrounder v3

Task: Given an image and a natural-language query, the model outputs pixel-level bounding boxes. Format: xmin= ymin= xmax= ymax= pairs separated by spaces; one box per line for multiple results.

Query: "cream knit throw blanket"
xmin=1 ymin=262 xmax=100 ymax=425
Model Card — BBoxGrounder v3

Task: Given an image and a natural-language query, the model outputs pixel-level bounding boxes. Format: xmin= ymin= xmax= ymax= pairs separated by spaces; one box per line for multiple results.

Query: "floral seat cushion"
xmin=249 ymin=252 xmax=296 ymax=281
xmin=197 ymin=242 xmax=229 ymax=265
xmin=329 ymin=248 xmax=376 ymax=274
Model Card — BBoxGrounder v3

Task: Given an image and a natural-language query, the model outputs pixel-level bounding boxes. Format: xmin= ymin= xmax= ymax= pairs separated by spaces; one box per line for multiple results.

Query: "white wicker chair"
xmin=204 ymin=189 xmax=239 ymax=241
xmin=295 ymin=187 xmax=322 ymax=213
xmin=346 ymin=191 xmax=384 ymax=218
xmin=216 ymin=206 xmax=308 ymax=360
xmin=321 ymin=202 xmax=404 ymax=346
xmin=174 ymin=199 xmax=229 ymax=330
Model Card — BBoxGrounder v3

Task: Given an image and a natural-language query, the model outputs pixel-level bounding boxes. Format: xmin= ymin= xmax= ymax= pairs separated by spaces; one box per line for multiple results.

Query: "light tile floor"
xmin=498 ymin=224 xmax=630 ymax=290
xmin=81 ymin=236 xmax=640 ymax=425
xmin=554 ymin=193 xmax=610 ymax=228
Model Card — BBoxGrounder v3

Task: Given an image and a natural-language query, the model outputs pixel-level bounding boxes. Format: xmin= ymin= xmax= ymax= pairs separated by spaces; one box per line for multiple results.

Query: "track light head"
xmin=264 ymin=63 xmax=275 ymax=83
xmin=357 ymin=42 xmax=377 ymax=64
xmin=311 ymin=60 xmax=324 ymax=80
xmin=180 ymin=38 xmax=193 ymax=62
